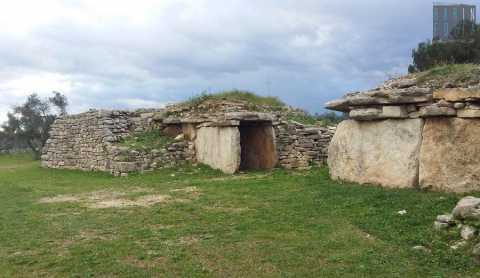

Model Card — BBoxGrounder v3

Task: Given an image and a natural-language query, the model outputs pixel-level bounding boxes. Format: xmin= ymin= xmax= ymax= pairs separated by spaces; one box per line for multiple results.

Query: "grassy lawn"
xmin=0 ymin=154 xmax=479 ymax=277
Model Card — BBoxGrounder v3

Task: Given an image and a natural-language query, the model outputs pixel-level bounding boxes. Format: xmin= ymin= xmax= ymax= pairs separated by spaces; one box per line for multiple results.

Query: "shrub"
xmin=409 ymin=21 xmax=480 ymax=73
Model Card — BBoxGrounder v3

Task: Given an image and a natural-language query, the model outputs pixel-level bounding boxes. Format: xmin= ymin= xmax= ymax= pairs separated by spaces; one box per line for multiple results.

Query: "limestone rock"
xmin=325 ymin=88 xmax=433 ymax=112
xmin=328 ymin=119 xmax=424 ymax=188
xmin=348 ymin=106 xmax=409 ymax=120
xmin=436 ymin=214 xmax=455 ymax=224
xmin=419 ymin=118 xmax=480 ymax=192
xmin=434 ymin=221 xmax=450 ymax=230
xmin=452 ymin=196 xmax=480 ymax=220
xmin=434 ymin=88 xmax=480 ymax=102
xmin=454 ymin=102 xmax=466 ymax=109
xmin=450 ymin=240 xmax=468 ymax=250
xmin=195 ymin=126 xmax=241 ymax=174
xmin=419 ymin=105 xmax=456 ymax=117
xmin=461 ymin=225 xmax=477 ymax=241
xmin=381 ymin=106 xmax=408 ymax=118
xmin=391 ymin=78 xmax=417 ymax=89
xmin=457 ymin=109 xmax=480 ymax=118
xmin=349 ymin=108 xmax=383 ymax=120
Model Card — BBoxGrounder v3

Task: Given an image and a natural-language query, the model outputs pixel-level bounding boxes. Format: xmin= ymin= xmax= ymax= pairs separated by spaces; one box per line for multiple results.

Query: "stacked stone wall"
xmin=42 ymin=100 xmax=336 ymax=175
xmin=42 ymin=109 xmax=194 ymax=176
xmin=274 ymin=121 xmax=335 ymax=169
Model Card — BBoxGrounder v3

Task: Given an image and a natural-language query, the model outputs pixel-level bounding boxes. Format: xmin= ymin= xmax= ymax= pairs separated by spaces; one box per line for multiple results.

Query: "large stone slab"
xmin=325 ymin=88 xmax=433 ymax=112
xmin=433 ymin=88 xmax=480 ymax=102
xmin=419 ymin=118 xmax=480 ymax=192
xmin=195 ymin=126 xmax=241 ymax=174
xmin=457 ymin=109 xmax=480 ymax=118
xmin=328 ymin=119 xmax=424 ymax=188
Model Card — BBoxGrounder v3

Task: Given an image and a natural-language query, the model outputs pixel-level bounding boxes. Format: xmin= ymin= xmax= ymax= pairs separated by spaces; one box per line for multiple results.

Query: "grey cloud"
xmin=0 ymin=0 xmax=451 ymax=122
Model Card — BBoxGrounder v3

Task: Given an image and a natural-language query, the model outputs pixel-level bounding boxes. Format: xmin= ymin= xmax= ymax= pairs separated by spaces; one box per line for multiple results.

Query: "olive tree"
xmin=1 ymin=92 xmax=68 ymax=159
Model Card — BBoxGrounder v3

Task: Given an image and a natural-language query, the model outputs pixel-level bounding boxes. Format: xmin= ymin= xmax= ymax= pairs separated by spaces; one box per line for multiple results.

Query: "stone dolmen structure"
xmin=326 ymin=75 xmax=480 ymax=193
xmin=42 ymin=97 xmax=335 ymax=176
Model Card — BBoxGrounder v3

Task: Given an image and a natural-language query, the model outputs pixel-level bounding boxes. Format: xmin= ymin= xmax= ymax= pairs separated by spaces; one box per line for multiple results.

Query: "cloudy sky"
xmin=0 ymin=0 xmax=477 ymax=122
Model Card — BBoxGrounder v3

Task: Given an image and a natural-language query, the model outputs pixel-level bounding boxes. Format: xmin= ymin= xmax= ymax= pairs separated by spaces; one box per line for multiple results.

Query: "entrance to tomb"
xmin=239 ymin=121 xmax=278 ymax=170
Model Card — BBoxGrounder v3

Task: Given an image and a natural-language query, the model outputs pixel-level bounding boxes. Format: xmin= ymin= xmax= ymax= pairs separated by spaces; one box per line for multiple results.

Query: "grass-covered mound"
xmin=179 ymin=90 xmax=343 ymax=126
xmin=184 ymin=90 xmax=286 ymax=109
xmin=415 ymin=64 xmax=480 ymax=88
xmin=1 ymin=154 xmax=479 ymax=276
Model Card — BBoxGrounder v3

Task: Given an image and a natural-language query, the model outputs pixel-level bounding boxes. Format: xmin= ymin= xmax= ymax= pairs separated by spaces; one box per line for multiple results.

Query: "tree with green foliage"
xmin=409 ymin=21 xmax=480 ymax=73
xmin=315 ymin=111 xmax=345 ymax=126
xmin=1 ymin=92 xmax=68 ymax=159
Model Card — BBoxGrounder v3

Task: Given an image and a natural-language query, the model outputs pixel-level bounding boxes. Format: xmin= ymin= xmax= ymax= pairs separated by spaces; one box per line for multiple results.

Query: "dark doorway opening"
xmin=239 ymin=121 xmax=277 ymax=170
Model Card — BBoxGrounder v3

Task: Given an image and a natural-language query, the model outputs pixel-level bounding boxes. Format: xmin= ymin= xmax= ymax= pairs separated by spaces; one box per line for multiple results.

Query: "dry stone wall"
xmin=42 ymin=109 xmax=195 ymax=176
xmin=42 ymin=100 xmax=336 ymax=175
xmin=274 ymin=121 xmax=335 ymax=169
xmin=326 ymin=76 xmax=480 ymax=192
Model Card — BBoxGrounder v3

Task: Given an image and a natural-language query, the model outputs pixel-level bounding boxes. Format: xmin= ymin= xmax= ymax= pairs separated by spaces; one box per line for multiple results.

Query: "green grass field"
xmin=0 ymin=154 xmax=479 ymax=277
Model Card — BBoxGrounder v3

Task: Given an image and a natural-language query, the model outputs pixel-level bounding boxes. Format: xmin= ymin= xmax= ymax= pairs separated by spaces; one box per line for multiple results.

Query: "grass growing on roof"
xmin=185 ymin=90 xmax=286 ymax=109
xmin=118 ymin=130 xmax=174 ymax=151
xmin=416 ymin=64 xmax=480 ymax=87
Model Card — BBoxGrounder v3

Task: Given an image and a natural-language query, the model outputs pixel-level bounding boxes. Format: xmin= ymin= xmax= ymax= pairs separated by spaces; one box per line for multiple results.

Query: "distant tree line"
xmin=0 ymin=92 xmax=68 ymax=159
xmin=409 ymin=20 xmax=480 ymax=73
xmin=314 ymin=111 xmax=345 ymax=126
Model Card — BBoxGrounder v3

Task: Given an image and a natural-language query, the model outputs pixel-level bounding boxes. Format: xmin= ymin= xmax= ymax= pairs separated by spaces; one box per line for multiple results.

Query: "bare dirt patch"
xmin=204 ymin=205 xmax=252 ymax=213
xmin=39 ymin=187 xmax=200 ymax=209
xmin=170 ymin=186 xmax=201 ymax=196
xmin=39 ymin=195 xmax=81 ymax=204
xmin=207 ymin=174 xmax=271 ymax=182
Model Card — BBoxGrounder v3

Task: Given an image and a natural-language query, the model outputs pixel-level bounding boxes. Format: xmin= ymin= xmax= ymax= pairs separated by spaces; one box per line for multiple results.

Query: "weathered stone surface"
xmin=434 ymin=88 xmax=480 ymax=102
xmin=419 ymin=105 xmax=456 ymax=117
xmin=325 ymin=88 xmax=433 ymax=112
xmin=349 ymin=108 xmax=382 ymax=120
xmin=328 ymin=119 xmax=424 ymax=188
xmin=43 ymin=99 xmax=337 ymax=176
xmin=434 ymin=221 xmax=450 ymax=230
xmin=381 ymin=106 xmax=408 ymax=118
xmin=349 ymin=106 xmax=409 ymax=120
xmin=461 ymin=225 xmax=477 ymax=241
xmin=419 ymin=118 xmax=480 ymax=192
xmin=225 ymin=112 xmax=274 ymax=121
xmin=390 ymin=78 xmax=417 ymax=89
xmin=437 ymin=214 xmax=455 ymax=224
xmin=452 ymin=196 xmax=480 ymax=220
xmin=457 ymin=109 xmax=480 ymax=118
xmin=195 ymin=126 xmax=241 ymax=174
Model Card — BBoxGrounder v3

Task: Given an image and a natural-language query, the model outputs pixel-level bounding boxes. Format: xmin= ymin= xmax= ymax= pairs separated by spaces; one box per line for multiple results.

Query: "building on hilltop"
xmin=433 ymin=2 xmax=476 ymax=41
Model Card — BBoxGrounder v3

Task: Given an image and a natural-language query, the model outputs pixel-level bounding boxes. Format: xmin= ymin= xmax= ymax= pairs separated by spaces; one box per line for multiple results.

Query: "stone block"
xmin=434 ymin=88 xmax=480 ymax=102
xmin=419 ymin=118 xmax=480 ymax=192
xmin=419 ymin=105 xmax=456 ymax=117
xmin=381 ymin=106 xmax=408 ymax=118
xmin=195 ymin=126 xmax=241 ymax=174
xmin=349 ymin=108 xmax=383 ymax=120
xmin=457 ymin=109 xmax=480 ymax=118
xmin=328 ymin=119 xmax=424 ymax=188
